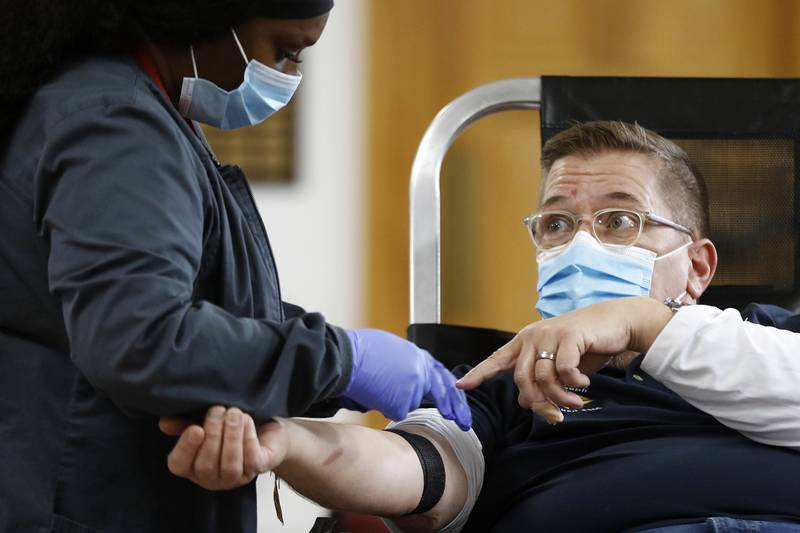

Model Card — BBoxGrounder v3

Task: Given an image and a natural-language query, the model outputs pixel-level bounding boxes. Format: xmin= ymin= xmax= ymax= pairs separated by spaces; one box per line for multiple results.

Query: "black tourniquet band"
xmin=385 ymin=428 xmax=446 ymax=515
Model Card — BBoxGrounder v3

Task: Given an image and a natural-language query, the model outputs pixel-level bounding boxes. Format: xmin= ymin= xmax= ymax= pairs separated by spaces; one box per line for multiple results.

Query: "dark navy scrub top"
xmin=0 ymin=55 xmax=352 ymax=533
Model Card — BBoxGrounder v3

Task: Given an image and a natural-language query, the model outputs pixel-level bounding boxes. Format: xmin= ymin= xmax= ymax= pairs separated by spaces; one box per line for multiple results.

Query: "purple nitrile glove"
xmin=341 ymin=328 xmax=472 ymax=431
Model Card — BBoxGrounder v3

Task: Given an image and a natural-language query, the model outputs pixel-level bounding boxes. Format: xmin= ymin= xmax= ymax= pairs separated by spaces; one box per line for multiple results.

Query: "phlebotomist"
xmin=0 ymin=1 xmax=470 ymax=532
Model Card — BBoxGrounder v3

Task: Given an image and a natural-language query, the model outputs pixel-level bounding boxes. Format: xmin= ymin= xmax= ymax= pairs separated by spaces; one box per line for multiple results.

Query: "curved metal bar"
xmin=410 ymin=77 xmax=542 ymax=324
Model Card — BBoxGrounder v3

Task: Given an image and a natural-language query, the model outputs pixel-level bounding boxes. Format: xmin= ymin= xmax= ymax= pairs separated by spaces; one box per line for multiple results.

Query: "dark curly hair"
xmin=0 ymin=0 xmax=330 ymax=139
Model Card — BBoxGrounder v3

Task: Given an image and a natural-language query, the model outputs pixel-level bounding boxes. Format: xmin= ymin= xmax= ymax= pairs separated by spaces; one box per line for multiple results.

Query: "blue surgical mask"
xmin=178 ymin=28 xmax=302 ymax=129
xmin=536 ymin=231 xmax=690 ymax=319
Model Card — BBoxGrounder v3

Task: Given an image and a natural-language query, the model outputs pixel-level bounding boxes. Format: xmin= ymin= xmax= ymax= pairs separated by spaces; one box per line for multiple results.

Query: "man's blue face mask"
xmin=536 ymin=231 xmax=690 ymax=319
xmin=179 ymin=28 xmax=302 ymax=129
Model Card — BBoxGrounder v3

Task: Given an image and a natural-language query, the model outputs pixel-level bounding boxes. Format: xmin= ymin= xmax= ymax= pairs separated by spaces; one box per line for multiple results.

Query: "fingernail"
xmin=209 ymin=406 xmax=225 ymax=420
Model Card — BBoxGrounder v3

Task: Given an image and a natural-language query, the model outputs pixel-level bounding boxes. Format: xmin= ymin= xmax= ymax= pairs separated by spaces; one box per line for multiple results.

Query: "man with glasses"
xmin=162 ymin=121 xmax=800 ymax=533
xmin=457 ymin=126 xmax=712 ymax=425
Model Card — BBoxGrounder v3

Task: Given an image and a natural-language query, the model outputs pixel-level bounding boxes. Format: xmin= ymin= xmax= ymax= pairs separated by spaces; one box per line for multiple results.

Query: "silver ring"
xmin=536 ymin=351 xmax=556 ymax=361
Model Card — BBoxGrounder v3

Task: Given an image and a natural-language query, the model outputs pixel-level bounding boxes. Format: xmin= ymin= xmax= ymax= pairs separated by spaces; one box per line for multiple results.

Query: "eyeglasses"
xmin=522 ymin=207 xmax=693 ymax=250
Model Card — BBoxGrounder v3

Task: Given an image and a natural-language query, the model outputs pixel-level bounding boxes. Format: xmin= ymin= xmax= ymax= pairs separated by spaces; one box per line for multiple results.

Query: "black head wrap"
xmin=126 ymin=0 xmax=334 ymax=43
xmin=250 ymin=0 xmax=334 ymax=19
xmin=0 ymin=0 xmax=334 ymax=137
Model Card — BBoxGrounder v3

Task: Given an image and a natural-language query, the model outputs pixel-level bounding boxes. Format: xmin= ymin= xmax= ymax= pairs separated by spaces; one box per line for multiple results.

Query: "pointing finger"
xmin=457 ymin=336 xmax=521 ymax=390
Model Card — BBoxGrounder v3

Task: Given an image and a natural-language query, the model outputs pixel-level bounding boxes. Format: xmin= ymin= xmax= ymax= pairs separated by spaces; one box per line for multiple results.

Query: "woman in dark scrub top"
xmin=0 ymin=1 xmax=470 ymax=532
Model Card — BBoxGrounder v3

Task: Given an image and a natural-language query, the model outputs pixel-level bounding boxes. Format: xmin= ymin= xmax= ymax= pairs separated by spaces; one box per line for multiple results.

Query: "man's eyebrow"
xmin=540 ymin=191 xmax=645 ymax=210
xmin=541 ymin=195 xmax=568 ymax=209
xmin=602 ymin=191 xmax=644 ymax=205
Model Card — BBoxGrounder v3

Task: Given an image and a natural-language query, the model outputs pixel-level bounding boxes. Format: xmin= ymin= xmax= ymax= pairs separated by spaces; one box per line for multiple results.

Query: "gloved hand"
xmin=341 ymin=328 xmax=472 ymax=430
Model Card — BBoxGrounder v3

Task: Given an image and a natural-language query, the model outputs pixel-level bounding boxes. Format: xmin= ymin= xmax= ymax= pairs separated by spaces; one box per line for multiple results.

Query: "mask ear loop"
xmin=654 ymin=240 xmax=692 ymax=262
xmin=657 ymin=242 xmax=693 ymax=305
xmin=189 ymin=44 xmax=199 ymax=79
xmin=231 ymin=27 xmax=250 ymax=65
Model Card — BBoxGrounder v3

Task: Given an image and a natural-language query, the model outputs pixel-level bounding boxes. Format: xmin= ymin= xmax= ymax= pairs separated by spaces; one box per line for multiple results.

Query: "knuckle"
xmin=204 ymin=423 xmax=223 ymax=438
xmin=194 ymin=459 xmax=216 ymax=478
xmin=242 ymin=464 xmax=259 ymax=479
xmin=167 ymin=455 xmax=186 ymax=476
xmin=488 ymin=358 xmax=506 ymax=372
xmin=224 ymin=427 xmax=242 ymax=442
xmin=555 ymin=363 xmax=574 ymax=375
xmin=517 ymin=393 xmax=533 ymax=409
xmin=534 ymin=373 xmax=552 ymax=385
xmin=567 ymin=332 xmax=585 ymax=349
xmin=220 ymin=464 xmax=242 ymax=481
xmin=249 ymin=453 xmax=269 ymax=474
xmin=514 ymin=374 xmax=531 ymax=388
xmin=207 ymin=405 xmax=226 ymax=419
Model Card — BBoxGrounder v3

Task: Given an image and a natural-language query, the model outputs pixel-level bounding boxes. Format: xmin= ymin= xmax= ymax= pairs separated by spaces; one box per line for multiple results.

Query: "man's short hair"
xmin=541 ymin=120 xmax=710 ymax=239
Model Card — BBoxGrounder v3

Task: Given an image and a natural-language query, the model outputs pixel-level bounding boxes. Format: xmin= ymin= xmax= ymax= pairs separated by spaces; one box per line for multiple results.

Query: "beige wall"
xmin=366 ymin=0 xmax=800 ymax=336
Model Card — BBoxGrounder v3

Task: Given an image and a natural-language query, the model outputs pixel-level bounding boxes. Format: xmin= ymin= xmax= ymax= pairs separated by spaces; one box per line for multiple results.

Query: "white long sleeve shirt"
xmin=642 ymin=304 xmax=800 ymax=450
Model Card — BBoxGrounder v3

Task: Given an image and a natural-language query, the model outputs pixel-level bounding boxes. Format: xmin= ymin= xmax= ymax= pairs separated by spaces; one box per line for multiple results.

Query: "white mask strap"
xmin=231 ymin=27 xmax=249 ymax=65
xmin=654 ymin=240 xmax=692 ymax=262
xmin=189 ymin=44 xmax=199 ymax=79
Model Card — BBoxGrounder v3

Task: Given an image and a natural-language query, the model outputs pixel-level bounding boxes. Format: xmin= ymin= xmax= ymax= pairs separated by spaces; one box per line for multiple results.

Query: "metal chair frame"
xmin=409 ymin=77 xmax=542 ymax=324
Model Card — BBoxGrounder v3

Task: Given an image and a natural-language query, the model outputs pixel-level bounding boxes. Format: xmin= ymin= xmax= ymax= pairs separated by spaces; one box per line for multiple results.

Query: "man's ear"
xmin=686 ymin=238 xmax=717 ymax=301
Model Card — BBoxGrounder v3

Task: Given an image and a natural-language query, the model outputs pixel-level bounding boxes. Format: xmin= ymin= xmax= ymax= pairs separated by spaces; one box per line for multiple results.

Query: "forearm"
xmin=42 ymin=105 xmax=353 ymax=422
xmin=66 ymin=299 xmax=351 ymax=420
xmin=275 ymin=418 xmax=466 ymax=531
xmin=625 ymin=296 xmax=675 ymax=354
xmin=643 ymin=305 xmax=800 ymax=449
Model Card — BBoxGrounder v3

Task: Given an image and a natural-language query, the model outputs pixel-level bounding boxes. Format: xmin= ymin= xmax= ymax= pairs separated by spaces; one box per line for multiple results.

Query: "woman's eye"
xmin=281 ymin=49 xmax=303 ymax=63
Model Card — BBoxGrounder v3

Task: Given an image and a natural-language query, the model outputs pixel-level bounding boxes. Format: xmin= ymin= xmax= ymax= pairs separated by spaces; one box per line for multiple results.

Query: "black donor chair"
xmin=407 ymin=76 xmax=800 ymax=368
